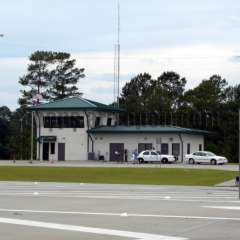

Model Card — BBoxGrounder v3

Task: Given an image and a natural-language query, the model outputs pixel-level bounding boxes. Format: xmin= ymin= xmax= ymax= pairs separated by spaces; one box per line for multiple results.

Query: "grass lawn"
xmin=0 ymin=166 xmax=237 ymax=186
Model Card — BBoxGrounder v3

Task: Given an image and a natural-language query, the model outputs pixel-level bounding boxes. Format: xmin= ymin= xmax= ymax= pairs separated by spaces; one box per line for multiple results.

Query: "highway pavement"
xmin=0 ymin=182 xmax=240 ymax=239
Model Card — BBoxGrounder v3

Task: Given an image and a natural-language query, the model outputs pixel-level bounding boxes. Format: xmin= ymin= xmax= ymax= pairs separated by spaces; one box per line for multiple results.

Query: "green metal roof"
xmin=88 ymin=125 xmax=209 ymax=135
xmin=28 ymin=97 xmax=122 ymax=112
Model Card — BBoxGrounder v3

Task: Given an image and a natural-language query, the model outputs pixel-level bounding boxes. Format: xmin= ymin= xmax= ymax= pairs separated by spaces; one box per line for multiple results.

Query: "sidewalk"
xmin=215 ymin=179 xmax=237 ymax=187
xmin=0 ymin=160 xmax=238 ymax=171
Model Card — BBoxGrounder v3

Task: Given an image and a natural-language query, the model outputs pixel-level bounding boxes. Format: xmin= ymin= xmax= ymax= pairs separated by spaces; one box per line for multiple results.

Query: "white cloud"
xmin=73 ymin=44 xmax=240 ymax=102
xmin=1 ymin=43 xmax=240 ymax=110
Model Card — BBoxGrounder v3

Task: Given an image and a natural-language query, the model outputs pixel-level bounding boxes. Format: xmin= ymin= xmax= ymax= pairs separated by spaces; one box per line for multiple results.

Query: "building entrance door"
xmin=172 ymin=143 xmax=180 ymax=157
xmin=110 ymin=143 xmax=124 ymax=162
xmin=43 ymin=142 xmax=49 ymax=161
xmin=58 ymin=143 xmax=65 ymax=161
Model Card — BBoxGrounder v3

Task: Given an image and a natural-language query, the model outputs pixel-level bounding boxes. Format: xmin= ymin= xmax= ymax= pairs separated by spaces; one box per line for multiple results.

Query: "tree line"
xmin=119 ymin=72 xmax=240 ymax=162
xmin=0 ymin=51 xmax=239 ymax=161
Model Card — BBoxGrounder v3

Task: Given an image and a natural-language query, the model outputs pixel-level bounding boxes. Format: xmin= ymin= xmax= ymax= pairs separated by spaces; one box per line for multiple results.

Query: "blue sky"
xmin=0 ymin=0 xmax=240 ymax=109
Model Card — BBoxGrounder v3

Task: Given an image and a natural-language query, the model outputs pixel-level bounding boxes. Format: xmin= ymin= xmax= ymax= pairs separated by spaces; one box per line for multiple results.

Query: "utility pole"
xmin=30 ymin=111 xmax=34 ymax=163
xmin=239 ymin=109 xmax=240 ymax=200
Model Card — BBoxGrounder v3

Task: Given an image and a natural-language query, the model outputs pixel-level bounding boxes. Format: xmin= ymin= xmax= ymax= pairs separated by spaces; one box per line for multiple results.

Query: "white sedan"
xmin=185 ymin=151 xmax=228 ymax=165
xmin=137 ymin=150 xmax=176 ymax=164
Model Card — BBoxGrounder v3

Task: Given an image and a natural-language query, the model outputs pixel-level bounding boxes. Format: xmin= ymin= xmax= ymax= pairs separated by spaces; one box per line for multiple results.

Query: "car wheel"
xmin=189 ymin=158 xmax=195 ymax=164
xmin=211 ymin=159 xmax=217 ymax=165
xmin=138 ymin=158 xmax=143 ymax=164
xmin=162 ymin=158 xmax=168 ymax=164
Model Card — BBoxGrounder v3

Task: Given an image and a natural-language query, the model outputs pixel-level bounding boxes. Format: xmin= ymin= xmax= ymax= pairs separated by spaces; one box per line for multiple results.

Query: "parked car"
xmin=185 ymin=151 xmax=228 ymax=165
xmin=137 ymin=150 xmax=176 ymax=164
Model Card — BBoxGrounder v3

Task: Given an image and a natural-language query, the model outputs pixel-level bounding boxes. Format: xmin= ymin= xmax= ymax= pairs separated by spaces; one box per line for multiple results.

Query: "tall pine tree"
xmin=19 ymin=51 xmax=85 ymax=106
xmin=47 ymin=52 xmax=85 ymax=100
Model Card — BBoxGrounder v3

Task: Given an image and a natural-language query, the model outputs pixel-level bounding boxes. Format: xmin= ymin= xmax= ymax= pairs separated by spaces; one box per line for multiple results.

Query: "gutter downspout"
xmin=35 ymin=111 xmax=41 ymax=161
xmin=178 ymin=133 xmax=184 ymax=163
xmin=84 ymin=111 xmax=94 ymax=154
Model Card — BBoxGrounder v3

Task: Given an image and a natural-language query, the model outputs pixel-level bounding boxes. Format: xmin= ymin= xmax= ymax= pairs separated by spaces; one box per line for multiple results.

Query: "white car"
xmin=137 ymin=150 xmax=176 ymax=164
xmin=185 ymin=151 xmax=228 ymax=165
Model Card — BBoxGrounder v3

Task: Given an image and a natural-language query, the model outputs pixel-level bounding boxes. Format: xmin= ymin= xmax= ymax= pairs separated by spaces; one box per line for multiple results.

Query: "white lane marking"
xmin=203 ymin=206 xmax=240 ymax=210
xmin=0 ymin=191 xmax=236 ymax=198
xmin=0 ymin=193 xmax=238 ymax=203
xmin=1 ymin=209 xmax=240 ymax=221
xmin=165 ymin=196 xmax=171 ymax=199
xmin=0 ymin=217 xmax=186 ymax=240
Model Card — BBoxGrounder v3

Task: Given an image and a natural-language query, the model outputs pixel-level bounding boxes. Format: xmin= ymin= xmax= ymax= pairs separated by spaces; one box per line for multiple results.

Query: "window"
xmin=71 ymin=116 xmax=78 ymax=128
xmin=50 ymin=117 xmax=57 ymax=128
xmin=63 ymin=116 xmax=70 ymax=128
xmin=95 ymin=117 xmax=101 ymax=127
xmin=50 ymin=142 xmax=55 ymax=154
xmin=143 ymin=151 xmax=149 ymax=155
xmin=43 ymin=116 xmax=84 ymax=128
xmin=151 ymin=152 xmax=157 ymax=155
xmin=76 ymin=116 xmax=84 ymax=128
xmin=187 ymin=143 xmax=191 ymax=154
xmin=107 ymin=118 xmax=112 ymax=126
xmin=43 ymin=117 xmax=51 ymax=128
xmin=57 ymin=117 xmax=63 ymax=128
xmin=199 ymin=144 xmax=202 ymax=151
xmin=193 ymin=152 xmax=201 ymax=156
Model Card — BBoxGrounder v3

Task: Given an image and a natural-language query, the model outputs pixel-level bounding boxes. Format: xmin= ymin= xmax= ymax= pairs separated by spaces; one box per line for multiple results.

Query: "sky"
xmin=0 ymin=0 xmax=240 ymax=110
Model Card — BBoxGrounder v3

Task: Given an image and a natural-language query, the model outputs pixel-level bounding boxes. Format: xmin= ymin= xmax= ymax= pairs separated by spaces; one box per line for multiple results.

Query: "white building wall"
xmin=93 ymin=133 xmax=204 ymax=162
xmin=181 ymin=134 xmax=204 ymax=158
xmin=35 ymin=110 xmax=117 ymax=161
xmin=34 ymin=109 xmax=204 ymax=162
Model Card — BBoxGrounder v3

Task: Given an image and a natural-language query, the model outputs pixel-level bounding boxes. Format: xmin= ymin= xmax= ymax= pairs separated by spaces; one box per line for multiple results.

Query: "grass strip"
xmin=0 ymin=166 xmax=237 ymax=186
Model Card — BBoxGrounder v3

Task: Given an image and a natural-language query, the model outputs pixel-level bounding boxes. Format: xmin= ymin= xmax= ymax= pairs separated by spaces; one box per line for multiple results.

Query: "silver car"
xmin=185 ymin=151 xmax=228 ymax=165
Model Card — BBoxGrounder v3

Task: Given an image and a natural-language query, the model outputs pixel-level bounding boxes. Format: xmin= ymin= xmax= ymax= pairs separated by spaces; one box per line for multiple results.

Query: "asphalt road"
xmin=0 ymin=182 xmax=240 ymax=239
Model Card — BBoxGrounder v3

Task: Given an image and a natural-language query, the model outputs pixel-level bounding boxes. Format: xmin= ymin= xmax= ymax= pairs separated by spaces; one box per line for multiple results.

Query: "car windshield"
xmin=205 ymin=152 xmax=216 ymax=156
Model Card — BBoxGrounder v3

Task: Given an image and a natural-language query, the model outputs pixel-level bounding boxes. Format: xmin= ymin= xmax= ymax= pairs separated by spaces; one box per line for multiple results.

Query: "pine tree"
xmin=18 ymin=51 xmax=55 ymax=106
xmin=19 ymin=51 xmax=85 ymax=106
xmin=47 ymin=52 xmax=85 ymax=100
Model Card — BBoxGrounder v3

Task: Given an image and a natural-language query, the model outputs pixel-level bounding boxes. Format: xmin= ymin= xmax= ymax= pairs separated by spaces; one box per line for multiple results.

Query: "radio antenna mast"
xmin=113 ymin=1 xmax=121 ymax=108
xmin=117 ymin=0 xmax=120 ymax=108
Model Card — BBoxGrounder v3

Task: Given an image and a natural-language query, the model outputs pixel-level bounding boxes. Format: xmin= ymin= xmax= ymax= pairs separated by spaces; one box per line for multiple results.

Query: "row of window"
xmin=43 ymin=116 xmax=113 ymax=128
xmin=141 ymin=143 xmax=202 ymax=155
xmin=43 ymin=116 xmax=85 ymax=128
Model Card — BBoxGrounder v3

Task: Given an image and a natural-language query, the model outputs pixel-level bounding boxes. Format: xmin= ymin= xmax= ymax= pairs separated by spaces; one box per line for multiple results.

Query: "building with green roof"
xmin=29 ymin=96 xmax=206 ymax=162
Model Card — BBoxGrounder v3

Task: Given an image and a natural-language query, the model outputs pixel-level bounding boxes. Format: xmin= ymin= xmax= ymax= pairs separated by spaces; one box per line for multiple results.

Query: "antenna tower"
xmin=113 ymin=1 xmax=120 ymax=108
